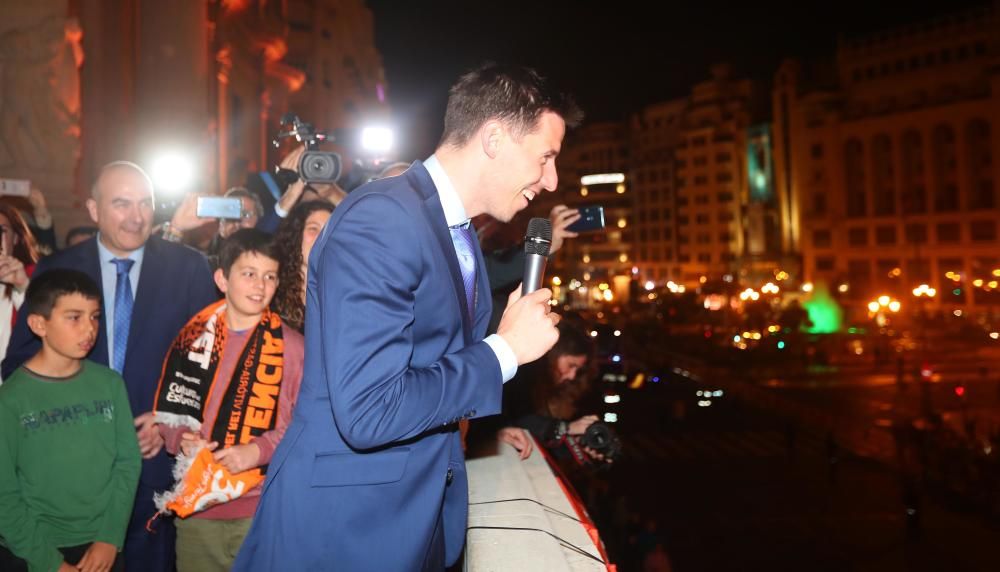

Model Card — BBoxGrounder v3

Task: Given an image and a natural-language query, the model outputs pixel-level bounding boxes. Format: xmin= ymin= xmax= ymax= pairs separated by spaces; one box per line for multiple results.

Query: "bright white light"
xmin=580 ymin=173 xmax=625 ymax=185
xmin=713 ymin=390 xmax=723 ymax=397
xmin=644 ymin=281 xmax=655 ymax=291
xmin=150 ymin=152 xmax=194 ymax=193
xmin=888 ymin=300 xmax=901 ymax=313
xmin=613 ymin=329 xmax=621 ymax=337
xmin=361 ymin=127 xmax=394 ymax=154
xmin=802 ymin=282 xmax=814 ymax=293
xmin=953 ymin=310 xmax=963 ymax=317
xmin=990 ymin=332 xmax=999 ymax=340
xmin=697 ymin=400 xmax=712 ymax=407
xmin=590 ymin=330 xmax=598 ymax=338
xmin=604 ymin=394 xmax=621 ymax=404
xmin=611 ymin=354 xmax=621 ymax=363
xmin=603 ymin=412 xmax=619 ymax=423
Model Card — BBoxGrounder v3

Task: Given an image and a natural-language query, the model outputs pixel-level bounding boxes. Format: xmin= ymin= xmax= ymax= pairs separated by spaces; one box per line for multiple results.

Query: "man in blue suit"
xmin=234 ymin=64 xmax=582 ymax=570
xmin=2 ymin=162 xmax=218 ymax=572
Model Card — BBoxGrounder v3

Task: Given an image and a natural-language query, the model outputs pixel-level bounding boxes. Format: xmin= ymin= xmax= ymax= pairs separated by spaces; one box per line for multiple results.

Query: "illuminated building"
xmin=551 ymin=122 xmax=632 ymax=285
xmin=1 ymin=0 xmax=386 ymax=236
xmin=773 ymin=4 xmax=1000 ymax=309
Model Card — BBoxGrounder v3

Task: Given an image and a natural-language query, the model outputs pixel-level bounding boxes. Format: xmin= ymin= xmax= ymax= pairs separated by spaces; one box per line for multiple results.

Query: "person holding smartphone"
xmin=0 ymin=204 xmax=39 ymax=384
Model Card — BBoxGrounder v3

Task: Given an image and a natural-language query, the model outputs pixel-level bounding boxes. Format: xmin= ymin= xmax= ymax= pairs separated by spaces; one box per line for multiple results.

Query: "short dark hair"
xmin=218 ymin=228 xmax=278 ymax=275
xmin=64 ymin=225 xmax=98 ymax=245
xmin=24 ymin=269 xmax=101 ymax=319
xmin=440 ymin=63 xmax=583 ymax=148
xmin=224 ymin=187 xmax=264 ymax=218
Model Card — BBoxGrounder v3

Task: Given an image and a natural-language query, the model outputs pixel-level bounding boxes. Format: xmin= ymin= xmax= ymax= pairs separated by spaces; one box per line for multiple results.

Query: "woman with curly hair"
xmin=271 ymin=200 xmax=334 ymax=332
xmin=0 ymin=203 xmax=39 ymax=382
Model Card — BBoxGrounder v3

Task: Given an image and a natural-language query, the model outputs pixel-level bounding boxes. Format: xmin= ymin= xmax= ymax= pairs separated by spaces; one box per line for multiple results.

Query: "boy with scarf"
xmin=154 ymin=229 xmax=303 ymax=572
xmin=0 ymin=269 xmax=140 ymax=572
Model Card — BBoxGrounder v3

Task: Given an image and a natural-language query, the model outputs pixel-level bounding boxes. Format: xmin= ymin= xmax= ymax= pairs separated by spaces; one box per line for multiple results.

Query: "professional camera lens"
xmin=299 ymin=151 xmax=342 ymax=185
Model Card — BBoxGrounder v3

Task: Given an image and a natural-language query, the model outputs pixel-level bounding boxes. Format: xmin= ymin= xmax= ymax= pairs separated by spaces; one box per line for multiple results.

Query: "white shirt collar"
xmin=96 ymin=234 xmax=145 ymax=266
xmin=423 ymin=154 xmax=469 ymax=228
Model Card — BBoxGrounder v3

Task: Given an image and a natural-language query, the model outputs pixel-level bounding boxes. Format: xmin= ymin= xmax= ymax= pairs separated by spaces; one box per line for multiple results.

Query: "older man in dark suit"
xmin=3 ymin=161 xmax=218 ymax=572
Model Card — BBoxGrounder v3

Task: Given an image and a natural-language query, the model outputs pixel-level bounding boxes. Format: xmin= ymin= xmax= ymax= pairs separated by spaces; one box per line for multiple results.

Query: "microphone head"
xmin=524 ymin=217 xmax=553 ymax=256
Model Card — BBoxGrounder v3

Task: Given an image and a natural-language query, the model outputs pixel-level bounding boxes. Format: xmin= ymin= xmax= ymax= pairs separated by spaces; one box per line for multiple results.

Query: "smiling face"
xmin=87 ymin=166 xmax=154 ymax=257
xmin=214 ymin=252 xmax=279 ymax=330
xmin=484 ymin=111 xmax=566 ymax=223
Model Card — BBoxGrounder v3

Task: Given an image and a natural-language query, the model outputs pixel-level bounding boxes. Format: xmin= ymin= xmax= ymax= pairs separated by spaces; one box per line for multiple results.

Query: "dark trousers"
xmin=125 ymin=481 xmax=177 ymax=572
xmin=0 ymin=542 xmax=124 ymax=572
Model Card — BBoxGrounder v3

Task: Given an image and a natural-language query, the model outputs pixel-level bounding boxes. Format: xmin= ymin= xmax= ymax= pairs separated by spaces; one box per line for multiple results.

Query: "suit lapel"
xmin=406 ymin=163 xmax=473 ymax=343
xmin=126 ymin=237 xmax=166 ymax=369
xmin=470 ymin=227 xmax=492 ymax=339
xmin=84 ymin=239 xmax=110 ymax=366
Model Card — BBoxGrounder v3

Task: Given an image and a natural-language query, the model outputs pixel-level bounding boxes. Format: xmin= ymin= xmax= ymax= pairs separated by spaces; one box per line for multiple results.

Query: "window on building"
xmin=844 ymin=139 xmax=867 ymax=217
xmin=813 ymin=229 xmax=832 ymax=248
xmin=815 ymin=257 xmax=835 ymax=272
xmin=875 ymin=226 xmax=897 ymax=245
xmin=904 ymin=223 xmax=928 ymax=244
xmin=694 ymin=176 xmax=708 ymax=185
xmin=695 ymin=214 xmax=710 ymax=224
xmin=848 ymin=227 xmax=868 ymax=246
xmin=847 ymin=260 xmax=872 ymax=287
xmin=811 ymin=143 xmax=824 ymax=159
xmin=932 ymin=124 xmax=959 ymax=212
xmin=965 ymin=119 xmax=994 ymax=209
xmin=717 ymin=192 xmax=733 ymax=203
xmin=695 ymin=195 xmax=710 ymax=205
xmin=813 ymin=193 xmax=827 ymax=215
xmin=716 ymin=172 xmax=733 ymax=183
xmin=718 ymin=211 xmax=735 ymax=223
xmin=696 ymin=233 xmax=711 ymax=244
xmin=719 ymin=231 xmax=732 ymax=242
xmin=871 ymin=134 xmax=895 ymax=215
xmin=697 ymin=253 xmax=712 ymax=263
xmin=901 ymin=130 xmax=926 ymax=214
xmin=970 ymin=220 xmax=997 ymax=242
xmin=716 ymin=152 xmax=732 ymax=163
xmin=692 ymin=136 xmax=706 ymax=147
xmin=936 ymin=222 xmax=961 ymax=243
xmin=694 ymin=156 xmax=708 ymax=167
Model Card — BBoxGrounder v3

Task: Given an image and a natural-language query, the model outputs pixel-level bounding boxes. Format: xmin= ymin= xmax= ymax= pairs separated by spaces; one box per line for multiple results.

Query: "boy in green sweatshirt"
xmin=0 ymin=269 xmax=141 ymax=572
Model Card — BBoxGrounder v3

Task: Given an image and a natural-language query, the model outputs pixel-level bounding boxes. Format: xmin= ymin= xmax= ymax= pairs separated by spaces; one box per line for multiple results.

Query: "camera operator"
xmin=507 ymin=320 xmax=615 ymax=467
xmin=254 ymin=145 xmax=347 ymax=233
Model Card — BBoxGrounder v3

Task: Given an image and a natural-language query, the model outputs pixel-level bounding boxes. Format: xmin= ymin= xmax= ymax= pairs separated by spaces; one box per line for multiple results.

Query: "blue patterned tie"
xmin=111 ymin=258 xmax=135 ymax=373
xmin=450 ymin=224 xmax=477 ymax=321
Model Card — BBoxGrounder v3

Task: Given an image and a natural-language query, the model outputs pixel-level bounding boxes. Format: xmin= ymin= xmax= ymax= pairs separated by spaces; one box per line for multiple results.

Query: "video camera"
xmin=272 ymin=113 xmax=395 ymax=191
xmin=562 ymin=421 xmax=622 ymax=470
xmin=272 ymin=113 xmax=341 ymax=186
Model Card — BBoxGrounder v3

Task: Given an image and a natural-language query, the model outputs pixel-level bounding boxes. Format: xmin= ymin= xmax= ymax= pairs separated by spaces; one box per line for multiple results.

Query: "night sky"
xmin=366 ymin=0 xmax=988 ymax=160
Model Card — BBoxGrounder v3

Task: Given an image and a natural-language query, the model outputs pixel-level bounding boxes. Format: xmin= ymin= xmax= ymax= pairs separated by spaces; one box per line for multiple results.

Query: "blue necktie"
xmin=450 ymin=224 xmax=477 ymax=321
xmin=111 ymin=258 xmax=135 ymax=373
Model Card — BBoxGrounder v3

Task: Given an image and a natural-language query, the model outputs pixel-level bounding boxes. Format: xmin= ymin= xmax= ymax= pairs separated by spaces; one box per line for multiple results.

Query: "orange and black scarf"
xmin=153 ymin=300 xmax=285 ymax=451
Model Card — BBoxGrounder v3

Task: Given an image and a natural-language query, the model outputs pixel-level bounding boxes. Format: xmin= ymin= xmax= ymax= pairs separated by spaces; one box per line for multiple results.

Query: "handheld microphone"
xmin=522 ymin=217 xmax=553 ymax=295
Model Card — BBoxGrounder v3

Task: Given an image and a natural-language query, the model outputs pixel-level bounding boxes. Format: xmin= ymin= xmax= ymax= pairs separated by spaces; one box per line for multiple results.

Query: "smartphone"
xmin=196 ymin=197 xmax=243 ymax=219
xmin=0 ymin=179 xmax=31 ymax=197
xmin=566 ymin=205 xmax=605 ymax=233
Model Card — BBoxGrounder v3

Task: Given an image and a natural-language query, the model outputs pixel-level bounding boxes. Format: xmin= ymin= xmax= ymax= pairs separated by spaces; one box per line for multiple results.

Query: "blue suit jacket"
xmin=235 ymin=162 xmax=503 ymax=570
xmin=2 ymin=236 xmax=218 ymax=488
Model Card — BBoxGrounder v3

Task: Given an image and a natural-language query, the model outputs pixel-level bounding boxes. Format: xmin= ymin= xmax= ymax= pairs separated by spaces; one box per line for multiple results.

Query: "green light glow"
xmin=802 ymin=283 xmax=842 ymax=334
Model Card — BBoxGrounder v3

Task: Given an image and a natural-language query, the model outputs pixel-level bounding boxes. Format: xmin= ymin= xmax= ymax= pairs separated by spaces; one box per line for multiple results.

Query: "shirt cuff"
xmin=484 ymin=334 xmax=518 ymax=383
xmin=274 ymin=202 xmax=289 ymax=218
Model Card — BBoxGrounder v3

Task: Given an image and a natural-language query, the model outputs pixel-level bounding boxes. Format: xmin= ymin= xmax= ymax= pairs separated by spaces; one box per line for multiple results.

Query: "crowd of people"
xmin=0 ymin=63 xmax=615 ymax=572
